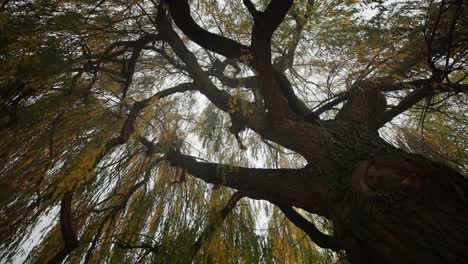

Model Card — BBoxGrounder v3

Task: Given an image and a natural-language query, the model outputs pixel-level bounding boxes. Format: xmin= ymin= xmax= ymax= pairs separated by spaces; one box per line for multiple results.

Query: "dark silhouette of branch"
xmin=48 ymin=82 xmax=195 ymax=262
xmin=156 ymin=7 xmax=274 ymax=138
xmin=46 ymin=191 xmax=79 ymax=264
xmin=243 ymin=0 xmax=260 ymax=20
xmin=278 ymin=205 xmax=342 ymax=251
xmin=249 ymin=0 xmax=295 ymax=120
xmin=275 ymin=0 xmax=315 ymax=71
xmin=377 ymin=83 xmax=436 ymax=128
xmin=168 ymin=0 xmax=301 ymax=121
xmin=312 ymin=93 xmax=348 ymax=117
xmin=164 ymin=148 xmax=330 ymax=217
xmin=167 ymin=0 xmax=248 ymax=60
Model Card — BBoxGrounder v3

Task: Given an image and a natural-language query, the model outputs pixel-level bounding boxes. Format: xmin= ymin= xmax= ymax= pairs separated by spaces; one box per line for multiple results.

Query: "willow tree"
xmin=0 ymin=0 xmax=467 ymax=263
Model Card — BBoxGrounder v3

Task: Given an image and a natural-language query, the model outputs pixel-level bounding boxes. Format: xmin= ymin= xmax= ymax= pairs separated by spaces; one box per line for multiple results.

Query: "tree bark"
xmin=165 ymin=125 xmax=468 ymax=263
xmin=331 ymin=152 xmax=468 ymax=264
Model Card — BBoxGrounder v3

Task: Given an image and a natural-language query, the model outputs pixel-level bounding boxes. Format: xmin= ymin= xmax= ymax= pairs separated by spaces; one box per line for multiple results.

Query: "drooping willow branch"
xmin=46 ymin=83 xmax=196 ymax=262
xmin=191 ymin=191 xmax=246 ymax=259
xmin=83 ymin=160 xmax=158 ymax=264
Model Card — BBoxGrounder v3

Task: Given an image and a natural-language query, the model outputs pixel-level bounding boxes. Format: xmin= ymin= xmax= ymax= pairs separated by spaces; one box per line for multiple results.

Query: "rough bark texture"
xmin=329 ymin=143 xmax=468 ymax=264
xmin=273 ymin=119 xmax=468 ymax=263
xmin=166 ymin=121 xmax=468 ymax=263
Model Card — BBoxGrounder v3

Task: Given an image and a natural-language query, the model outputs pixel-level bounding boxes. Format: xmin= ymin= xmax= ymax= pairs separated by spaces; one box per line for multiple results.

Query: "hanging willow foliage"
xmin=1 ymin=0 xmax=467 ymax=263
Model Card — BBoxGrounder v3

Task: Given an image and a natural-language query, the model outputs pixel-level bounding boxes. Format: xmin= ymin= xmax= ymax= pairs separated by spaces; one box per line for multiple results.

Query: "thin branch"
xmin=191 ymin=191 xmax=246 ymax=258
xmin=46 ymin=191 xmax=79 ymax=264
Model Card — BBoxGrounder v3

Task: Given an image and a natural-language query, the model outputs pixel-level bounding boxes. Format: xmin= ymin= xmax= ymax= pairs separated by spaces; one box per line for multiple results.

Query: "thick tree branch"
xmin=253 ymin=0 xmax=294 ymax=42
xmin=321 ymin=78 xmax=467 ymax=128
xmin=336 ymin=84 xmax=387 ymax=129
xmin=243 ymin=0 xmax=261 ymax=21
xmin=275 ymin=0 xmax=315 ymax=71
xmin=249 ymin=0 xmax=296 ymax=120
xmin=157 ymin=6 xmax=274 ymax=138
xmin=208 ymin=59 xmax=257 ymax=89
xmin=369 ymin=78 xmax=467 ymax=127
xmin=273 ymin=67 xmax=311 ymax=116
xmin=377 ymin=84 xmax=435 ymax=128
xmin=312 ymin=93 xmax=348 ymax=117
xmin=165 ymin=149 xmax=331 ymax=217
xmin=311 ymin=78 xmax=426 ymax=118
xmin=167 ymin=0 xmax=248 ymax=60
xmin=278 ymin=205 xmax=342 ymax=251
xmin=101 ymin=34 xmax=162 ymax=58
xmin=120 ymin=46 xmax=142 ymax=103
xmin=212 ymin=74 xmax=258 ymax=89
xmin=118 ymin=34 xmax=164 ymax=102
xmin=158 ymin=2 xmax=337 ymax=160
xmin=167 ymin=0 xmax=301 ymax=121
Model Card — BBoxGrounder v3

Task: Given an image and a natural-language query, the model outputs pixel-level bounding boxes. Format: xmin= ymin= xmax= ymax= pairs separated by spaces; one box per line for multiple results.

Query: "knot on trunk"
xmin=336 ymin=83 xmax=386 ymax=129
xmin=352 ymin=156 xmax=423 ymax=196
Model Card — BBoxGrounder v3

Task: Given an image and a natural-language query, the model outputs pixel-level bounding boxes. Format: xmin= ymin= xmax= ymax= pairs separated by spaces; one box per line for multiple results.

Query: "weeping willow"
xmin=2 ymin=0 xmax=466 ymax=263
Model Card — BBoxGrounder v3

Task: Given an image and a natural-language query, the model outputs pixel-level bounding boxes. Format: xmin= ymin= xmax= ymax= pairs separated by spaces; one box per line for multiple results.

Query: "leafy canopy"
xmin=0 ymin=0 xmax=466 ymax=263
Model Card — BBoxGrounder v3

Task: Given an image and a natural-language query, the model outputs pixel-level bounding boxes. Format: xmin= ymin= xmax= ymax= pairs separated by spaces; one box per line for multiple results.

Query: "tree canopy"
xmin=0 ymin=0 xmax=467 ymax=263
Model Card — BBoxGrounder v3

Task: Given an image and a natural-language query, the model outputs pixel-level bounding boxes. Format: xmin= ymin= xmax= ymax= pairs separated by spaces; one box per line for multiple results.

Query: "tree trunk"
xmin=327 ymin=148 xmax=468 ymax=264
xmin=166 ymin=120 xmax=468 ymax=263
xmin=284 ymin=85 xmax=468 ymax=263
xmin=168 ymin=121 xmax=468 ymax=263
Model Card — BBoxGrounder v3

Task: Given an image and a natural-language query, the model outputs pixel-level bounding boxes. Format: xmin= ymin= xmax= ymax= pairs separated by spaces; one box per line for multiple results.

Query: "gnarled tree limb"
xmin=164 ymin=148 xmax=331 ymax=217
